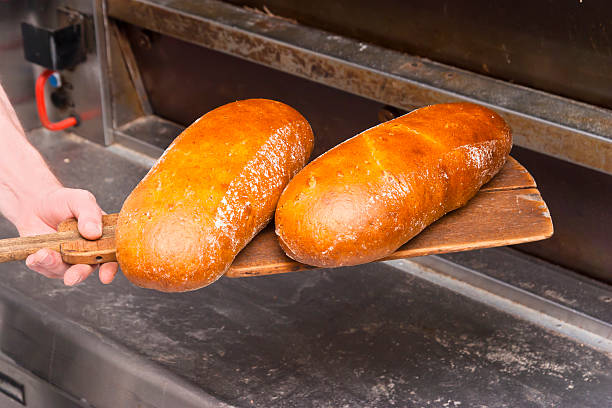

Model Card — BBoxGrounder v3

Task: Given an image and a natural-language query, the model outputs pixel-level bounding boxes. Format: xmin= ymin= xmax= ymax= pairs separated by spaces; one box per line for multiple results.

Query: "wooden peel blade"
xmin=226 ymin=156 xmax=553 ymax=277
xmin=0 ymin=157 xmax=553 ymax=274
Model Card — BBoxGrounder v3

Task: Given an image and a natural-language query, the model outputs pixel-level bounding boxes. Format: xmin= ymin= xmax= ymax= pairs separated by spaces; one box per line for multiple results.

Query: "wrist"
xmin=0 ymin=132 xmax=62 ymax=230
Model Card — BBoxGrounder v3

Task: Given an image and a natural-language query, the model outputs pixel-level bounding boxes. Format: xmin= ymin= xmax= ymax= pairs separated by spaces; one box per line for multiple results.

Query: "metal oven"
xmin=0 ymin=1 xmax=610 ymax=406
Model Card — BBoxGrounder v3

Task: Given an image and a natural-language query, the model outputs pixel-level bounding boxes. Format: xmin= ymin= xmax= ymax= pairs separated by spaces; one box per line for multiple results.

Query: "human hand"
xmin=16 ymin=186 xmax=119 ymax=286
xmin=0 ymin=81 xmax=116 ymax=286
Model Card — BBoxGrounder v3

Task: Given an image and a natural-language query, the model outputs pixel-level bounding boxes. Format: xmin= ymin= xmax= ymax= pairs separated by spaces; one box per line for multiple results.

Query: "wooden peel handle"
xmin=0 ymin=232 xmax=69 ymax=263
xmin=0 ymin=214 xmax=118 ymax=265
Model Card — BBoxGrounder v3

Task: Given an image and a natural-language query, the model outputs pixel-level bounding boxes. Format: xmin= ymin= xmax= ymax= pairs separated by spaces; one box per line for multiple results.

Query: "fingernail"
xmin=85 ymin=221 xmax=102 ymax=237
xmin=66 ymin=274 xmax=82 ymax=286
xmin=42 ymin=253 xmax=53 ymax=266
xmin=26 ymin=253 xmax=53 ymax=266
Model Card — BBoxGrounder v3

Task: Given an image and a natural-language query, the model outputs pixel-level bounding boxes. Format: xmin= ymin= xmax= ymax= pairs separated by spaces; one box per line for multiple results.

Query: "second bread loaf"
xmin=275 ymin=102 xmax=512 ymax=267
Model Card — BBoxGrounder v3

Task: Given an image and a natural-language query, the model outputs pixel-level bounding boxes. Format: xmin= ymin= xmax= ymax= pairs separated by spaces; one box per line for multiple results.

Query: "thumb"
xmin=60 ymin=189 xmax=103 ymax=240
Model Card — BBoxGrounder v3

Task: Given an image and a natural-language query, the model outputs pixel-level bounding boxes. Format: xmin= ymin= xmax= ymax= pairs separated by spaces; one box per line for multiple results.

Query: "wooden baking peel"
xmin=0 ymin=157 xmax=553 ymax=277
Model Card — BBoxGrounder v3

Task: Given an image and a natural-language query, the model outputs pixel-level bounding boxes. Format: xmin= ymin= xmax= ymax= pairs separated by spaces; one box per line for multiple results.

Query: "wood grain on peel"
xmin=0 ymin=214 xmax=118 ymax=264
xmin=480 ymin=157 xmax=535 ymax=192
xmin=59 ymin=214 xmax=118 ymax=264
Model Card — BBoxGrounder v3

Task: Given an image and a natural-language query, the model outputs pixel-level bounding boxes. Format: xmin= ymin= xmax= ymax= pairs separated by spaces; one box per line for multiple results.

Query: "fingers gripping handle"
xmin=0 ymin=214 xmax=118 ymax=264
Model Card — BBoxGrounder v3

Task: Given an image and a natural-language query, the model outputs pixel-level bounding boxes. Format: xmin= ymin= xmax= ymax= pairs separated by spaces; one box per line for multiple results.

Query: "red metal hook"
xmin=35 ymin=69 xmax=78 ymax=131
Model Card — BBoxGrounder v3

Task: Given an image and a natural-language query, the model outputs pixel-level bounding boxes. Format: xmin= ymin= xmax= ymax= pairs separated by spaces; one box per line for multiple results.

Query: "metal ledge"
xmin=107 ymin=0 xmax=612 ymax=174
xmin=393 ymin=255 xmax=612 ymax=353
xmin=114 ymin=114 xmax=183 ymax=158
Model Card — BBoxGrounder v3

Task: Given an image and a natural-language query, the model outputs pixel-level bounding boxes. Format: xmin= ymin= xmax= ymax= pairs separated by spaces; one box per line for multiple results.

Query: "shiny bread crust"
xmin=275 ymin=102 xmax=512 ymax=267
xmin=116 ymin=99 xmax=314 ymax=292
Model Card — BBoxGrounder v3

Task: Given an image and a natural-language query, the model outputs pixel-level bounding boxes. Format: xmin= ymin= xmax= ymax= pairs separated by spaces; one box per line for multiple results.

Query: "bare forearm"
xmin=0 ymin=84 xmax=61 ymax=229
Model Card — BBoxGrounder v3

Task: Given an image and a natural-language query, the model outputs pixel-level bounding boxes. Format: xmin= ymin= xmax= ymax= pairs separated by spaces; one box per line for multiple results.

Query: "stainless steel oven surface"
xmin=0 ymin=1 xmax=610 ymax=406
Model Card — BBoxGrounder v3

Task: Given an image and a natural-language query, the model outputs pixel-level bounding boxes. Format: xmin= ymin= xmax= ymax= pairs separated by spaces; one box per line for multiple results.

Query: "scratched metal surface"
xmin=107 ymin=0 xmax=612 ymax=175
xmin=0 ymin=129 xmax=610 ymax=407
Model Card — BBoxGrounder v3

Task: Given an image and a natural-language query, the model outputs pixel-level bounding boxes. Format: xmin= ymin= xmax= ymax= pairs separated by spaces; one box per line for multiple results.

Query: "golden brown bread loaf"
xmin=116 ymin=99 xmax=314 ymax=292
xmin=275 ymin=102 xmax=512 ymax=267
